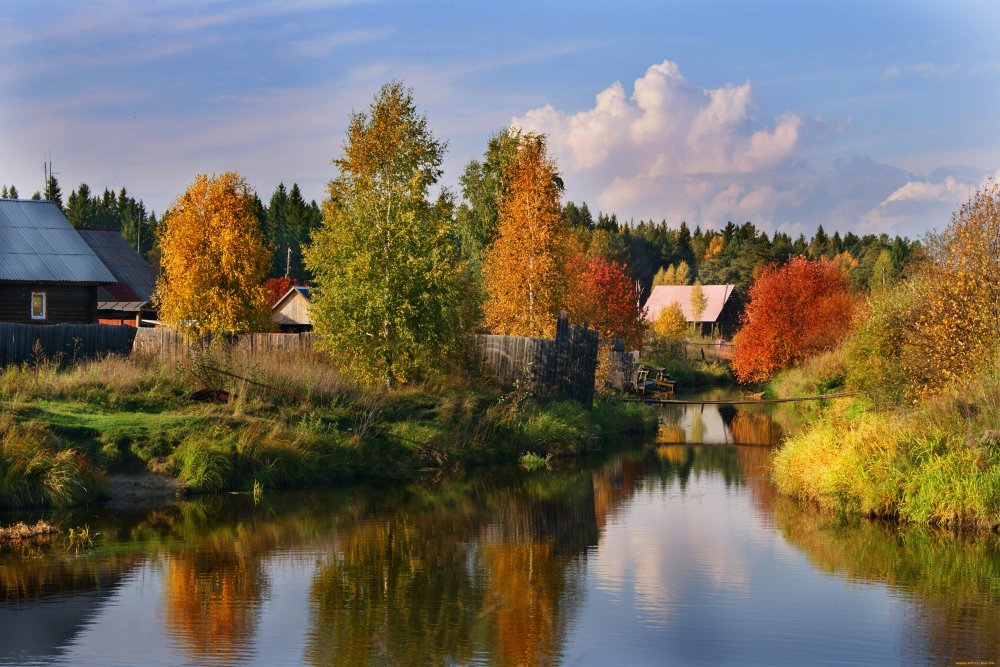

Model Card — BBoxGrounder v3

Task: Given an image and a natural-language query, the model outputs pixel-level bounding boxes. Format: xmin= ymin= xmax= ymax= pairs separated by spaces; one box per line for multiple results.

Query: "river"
xmin=1 ymin=400 xmax=998 ymax=666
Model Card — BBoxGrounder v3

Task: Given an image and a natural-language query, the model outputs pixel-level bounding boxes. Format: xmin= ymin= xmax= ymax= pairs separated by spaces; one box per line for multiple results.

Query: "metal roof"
xmin=77 ymin=229 xmax=156 ymax=302
xmin=644 ymin=284 xmax=736 ymax=323
xmin=97 ymin=301 xmax=148 ymax=312
xmin=0 ymin=199 xmax=116 ymax=283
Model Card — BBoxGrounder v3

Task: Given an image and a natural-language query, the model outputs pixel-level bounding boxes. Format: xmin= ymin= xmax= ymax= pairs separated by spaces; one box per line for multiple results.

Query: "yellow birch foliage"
xmin=483 ymin=135 xmax=569 ymax=338
xmin=903 ymin=178 xmax=1000 ymax=390
xmin=652 ymin=302 xmax=687 ymax=339
xmin=690 ymin=282 xmax=707 ymax=322
xmin=156 ymin=173 xmax=271 ymax=338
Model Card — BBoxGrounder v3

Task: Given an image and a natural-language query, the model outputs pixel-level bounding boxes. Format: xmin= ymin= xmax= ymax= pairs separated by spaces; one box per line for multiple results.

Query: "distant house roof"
xmin=644 ymin=284 xmax=736 ymax=323
xmin=77 ymin=229 xmax=156 ymax=304
xmin=0 ymin=199 xmax=116 ymax=284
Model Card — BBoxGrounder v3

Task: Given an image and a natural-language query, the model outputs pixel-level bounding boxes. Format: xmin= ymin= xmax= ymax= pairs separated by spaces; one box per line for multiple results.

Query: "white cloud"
xmin=860 ymin=170 xmax=999 ymax=232
xmin=882 ymin=62 xmax=957 ymax=79
xmin=511 ymin=59 xmax=808 ymax=228
xmin=510 ymin=59 xmax=997 ymax=236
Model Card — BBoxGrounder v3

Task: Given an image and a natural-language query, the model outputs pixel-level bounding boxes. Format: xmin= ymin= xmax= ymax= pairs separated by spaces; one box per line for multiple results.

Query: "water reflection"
xmin=656 ymin=394 xmax=787 ymax=446
xmin=0 ymin=445 xmax=997 ymax=666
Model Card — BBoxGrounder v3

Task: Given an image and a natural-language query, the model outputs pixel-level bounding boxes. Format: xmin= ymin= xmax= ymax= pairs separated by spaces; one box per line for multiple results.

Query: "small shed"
xmin=271 ymin=286 xmax=312 ymax=332
xmin=77 ymin=229 xmax=157 ymax=327
xmin=644 ymin=284 xmax=742 ymax=337
xmin=0 ymin=199 xmax=116 ymax=324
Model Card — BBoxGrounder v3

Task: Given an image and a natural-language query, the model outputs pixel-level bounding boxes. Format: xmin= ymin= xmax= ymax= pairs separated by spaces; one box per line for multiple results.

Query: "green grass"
xmin=773 ymin=370 xmax=1000 ymax=529
xmin=0 ymin=351 xmax=657 ymax=507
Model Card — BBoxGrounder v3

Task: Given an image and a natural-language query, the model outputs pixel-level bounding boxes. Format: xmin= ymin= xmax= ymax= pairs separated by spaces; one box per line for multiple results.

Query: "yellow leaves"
xmin=156 ymin=172 xmax=271 ymax=338
xmin=483 ymin=135 xmax=569 ymax=338
xmin=896 ymin=179 xmax=1000 ymax=394
xmin=651 ymin=302 xmax=687 ymax=339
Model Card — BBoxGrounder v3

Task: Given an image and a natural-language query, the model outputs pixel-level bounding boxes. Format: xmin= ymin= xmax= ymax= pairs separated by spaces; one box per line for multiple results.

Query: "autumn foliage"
xmin=567 ymin=254 xmax=646 ymax=348
xmin=264 ymin=276 xmax=299 ymax=307
xmin=483 ymin=135 xmax=569 ymax=338
xmin=156 ymin=172 xmax=272 ymax=338
xmin=733 ymin=257 xmax=854 ymax=383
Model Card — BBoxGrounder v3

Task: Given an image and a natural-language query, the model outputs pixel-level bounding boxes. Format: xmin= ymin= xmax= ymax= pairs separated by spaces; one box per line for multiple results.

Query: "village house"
xmin=644 ymin=284 xmax=742 ymax=337
xmin=0 ymin=199 xmax=117 ymax=324
xmin=78 ymin=229 xmax=157 ymax=327
xmin=271 ymin=285 xmax=312 ymax=332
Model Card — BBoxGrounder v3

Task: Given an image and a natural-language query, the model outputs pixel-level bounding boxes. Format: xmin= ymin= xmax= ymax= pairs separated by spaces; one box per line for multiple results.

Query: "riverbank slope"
xmin=767 ymin=351 xmax=1000 ymax=530
xmin=0 ymin=351 xmax=656 ymax=509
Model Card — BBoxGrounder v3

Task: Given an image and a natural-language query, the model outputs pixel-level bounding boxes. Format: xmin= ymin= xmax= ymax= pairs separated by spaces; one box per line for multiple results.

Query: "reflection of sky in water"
xmin=566 ymin=470 xmax=906 ymax=667
xmin=3 ymin=449 xmax=997 ymax=667
xmin=41 ymin=553 xmax=318 ymax=667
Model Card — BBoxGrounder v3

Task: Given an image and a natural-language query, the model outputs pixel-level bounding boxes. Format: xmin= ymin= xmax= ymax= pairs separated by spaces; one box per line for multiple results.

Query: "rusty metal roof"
xmin=77 ymin=229 xmax=156 ymax=302
xmin=0 ymin=199 xmax=116 ymax=283
xmin=644 ymin=284 xmax=737 ymax=323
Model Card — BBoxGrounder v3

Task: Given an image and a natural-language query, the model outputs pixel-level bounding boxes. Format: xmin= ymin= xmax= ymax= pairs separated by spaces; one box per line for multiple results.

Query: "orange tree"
xmin=733 ymin=257 xmax=854 ymax=383
xmin=156 ymin=172 xmax=271 ymax=338
xmin=482 ymin=135 xmax=569 ymax=338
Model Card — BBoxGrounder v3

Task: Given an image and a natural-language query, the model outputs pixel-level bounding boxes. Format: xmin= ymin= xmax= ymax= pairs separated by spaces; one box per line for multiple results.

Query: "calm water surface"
xmin=1 ymin=401 xmax=998 ymax=666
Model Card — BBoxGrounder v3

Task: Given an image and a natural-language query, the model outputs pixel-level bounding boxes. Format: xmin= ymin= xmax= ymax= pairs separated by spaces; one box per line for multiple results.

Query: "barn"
xmin=644 ymin=284 xmax=742 ymax=337
xmin=0 ymin=199 xmax=116 ymax=324
xmin=271 ymin=285 xmax=312 ymax=332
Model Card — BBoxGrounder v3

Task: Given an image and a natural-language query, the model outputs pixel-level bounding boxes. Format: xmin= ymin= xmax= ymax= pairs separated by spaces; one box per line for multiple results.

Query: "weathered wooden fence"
xmin=0 ymin=322 xmax=138 ymax=367
xmin=477 ymin=313 xmax=599 ymax=405
xmin=132 ymin=327 xmax=315 ymax=362
xmin=599 ymin=339 xmax=639 ymax=393
xmin=685 ymin=340 xmax=736 ymax=362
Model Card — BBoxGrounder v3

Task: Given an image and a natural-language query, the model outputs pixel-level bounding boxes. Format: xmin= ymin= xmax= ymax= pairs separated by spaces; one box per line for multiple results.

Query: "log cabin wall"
xmin=0 ymin=283 xmax=98 ymax=324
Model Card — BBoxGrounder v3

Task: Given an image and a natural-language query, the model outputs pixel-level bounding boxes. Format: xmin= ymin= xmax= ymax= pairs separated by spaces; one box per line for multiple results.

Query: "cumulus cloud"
xmin=511 ymin=59 xmax=810 ymax=228
xmin=510 ymin=59 xmax=996 ymax=237
xmin=861 ymin=170 xmax=1000 ymax=233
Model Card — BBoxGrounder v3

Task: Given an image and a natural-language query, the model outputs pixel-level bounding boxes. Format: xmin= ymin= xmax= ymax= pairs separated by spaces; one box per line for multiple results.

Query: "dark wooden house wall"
xmin=0 ymin=284 xmax=97 ymax=324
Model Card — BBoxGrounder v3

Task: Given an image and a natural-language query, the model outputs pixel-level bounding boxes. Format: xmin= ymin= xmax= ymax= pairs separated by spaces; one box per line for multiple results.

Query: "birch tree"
xmin=305 ymin=82 xmax=465 ymax=386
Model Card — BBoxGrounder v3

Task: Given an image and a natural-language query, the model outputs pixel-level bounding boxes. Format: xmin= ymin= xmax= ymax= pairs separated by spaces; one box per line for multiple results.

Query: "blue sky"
xmin=1 ymin=0 xmax=998 ymax=238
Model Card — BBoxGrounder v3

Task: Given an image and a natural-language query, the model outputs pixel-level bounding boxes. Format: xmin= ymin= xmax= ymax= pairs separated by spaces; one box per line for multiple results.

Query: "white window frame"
xmin=30 ymin=291 xmax=47 ymax=320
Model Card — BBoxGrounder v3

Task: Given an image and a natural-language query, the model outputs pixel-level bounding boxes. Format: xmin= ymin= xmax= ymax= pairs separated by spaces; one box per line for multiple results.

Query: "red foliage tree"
xmin=733 ymin=257 xmax=854 ymax=383
xmin=264 ymin=276 xmax=299 ymax=308
xmin=568 ymin=254 xmax=646 ymax=348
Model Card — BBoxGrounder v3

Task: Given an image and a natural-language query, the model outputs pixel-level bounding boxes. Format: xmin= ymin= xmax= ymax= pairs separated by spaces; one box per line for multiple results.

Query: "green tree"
xmin=455 ymin=128 xmax=522 ymax=265
xmin=43 ymin=175 xmax=62 ymax=210
xmin=306 ymin=81 xmax=466 ymax=386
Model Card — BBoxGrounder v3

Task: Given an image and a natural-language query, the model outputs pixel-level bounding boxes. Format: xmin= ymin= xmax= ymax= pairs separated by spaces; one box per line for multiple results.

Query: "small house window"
xmin=30 ymin=292 xmax=46 ymax=320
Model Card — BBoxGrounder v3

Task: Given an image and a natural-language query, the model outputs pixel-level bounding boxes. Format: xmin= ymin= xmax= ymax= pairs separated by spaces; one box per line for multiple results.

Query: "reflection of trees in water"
xmin=305 ymin=474 xmax=593 ymax=667
xmin=162 ymin=550 xmax=266 ymax=666
xmin=771 ymin=495 xmax=1000 ymax=664
xmin=656 ymin=402 xmax=785 ymax=446
xmin=729 ymin=411 xmax=784 ymax=446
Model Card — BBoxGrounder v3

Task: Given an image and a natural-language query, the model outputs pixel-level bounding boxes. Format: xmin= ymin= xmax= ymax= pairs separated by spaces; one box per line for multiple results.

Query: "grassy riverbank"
xmin=767 ymin=351 xmax=1000 ymax=529
xmin=0 ymin=351 xmax=656 ymax=509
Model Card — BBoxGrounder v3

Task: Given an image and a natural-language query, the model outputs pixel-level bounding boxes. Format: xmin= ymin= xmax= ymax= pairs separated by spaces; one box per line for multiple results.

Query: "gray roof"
xmin=644 ymin=284 xmax=736 ymax=323
xmin=77 ymin=229 xmax=156 ymax=302
xmin=0 ymin=199 xmax=116 ymax=283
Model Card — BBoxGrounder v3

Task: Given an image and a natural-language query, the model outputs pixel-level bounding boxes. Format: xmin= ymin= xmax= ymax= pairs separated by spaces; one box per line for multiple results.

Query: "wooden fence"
xmin=600 ymin=339 xmax=640 ymax=393
xmin=0 ymin=322 xmax=138 ymax=367
xmin=477 ymin=313 xmax=599 ymax=405
xmin=685 ymin=340 xmax=736 ymax=362
xmin=132 ymin=327 xmax=315 ymax=362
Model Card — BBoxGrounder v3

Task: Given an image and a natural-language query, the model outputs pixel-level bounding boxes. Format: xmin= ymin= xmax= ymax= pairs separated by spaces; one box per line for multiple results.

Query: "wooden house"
xmin=271 ymin=285 xmax=312 ymax=332
xmin=644 ymin=284 xmax=742 ymax=337
xmin=78 ymin=229 xmax=157 ymax=327
xmin=0 ymin=199 xmax=116 ymax=324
